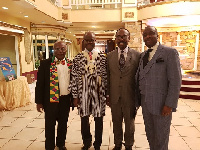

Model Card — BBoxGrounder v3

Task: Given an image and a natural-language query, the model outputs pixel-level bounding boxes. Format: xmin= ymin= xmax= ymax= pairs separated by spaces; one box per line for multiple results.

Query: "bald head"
xmin=142 ymin=25 xmax=158 ymax=48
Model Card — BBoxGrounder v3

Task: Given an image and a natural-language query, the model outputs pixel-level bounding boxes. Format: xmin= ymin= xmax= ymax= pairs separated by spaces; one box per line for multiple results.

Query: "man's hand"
xmin=161 ymin=105 xmax=172 ymax=116
xmin=36 ymin=104 xmax=44 ymax=113
xmin=106 ymin=97 xmax=110 ymax=107
xmin=73 ymin=98 xmax=80 ymax=107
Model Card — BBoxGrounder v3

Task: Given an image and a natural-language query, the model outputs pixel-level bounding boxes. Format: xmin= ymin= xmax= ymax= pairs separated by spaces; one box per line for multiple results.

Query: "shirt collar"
xmin=84 ymin=48 xmax=95 ymax=53
xmin=118 ymin=46 xmax=128 ymax=53
xmin=149 ymin=42 xmax=159 ymax=51
xmin=55 ymin=57 xmax=65 ymax=61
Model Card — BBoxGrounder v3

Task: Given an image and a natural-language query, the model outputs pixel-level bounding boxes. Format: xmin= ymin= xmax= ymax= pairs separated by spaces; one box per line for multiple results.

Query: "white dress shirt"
xmin=149 ymin=42 xmax=159 ymax=61
xmin=55 ymin=57 xmax=70 ymax=96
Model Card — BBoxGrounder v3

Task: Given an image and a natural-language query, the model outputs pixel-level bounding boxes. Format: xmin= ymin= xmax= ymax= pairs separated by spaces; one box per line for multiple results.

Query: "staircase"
xmin=179 ymin=78 xmax=200 ymax=100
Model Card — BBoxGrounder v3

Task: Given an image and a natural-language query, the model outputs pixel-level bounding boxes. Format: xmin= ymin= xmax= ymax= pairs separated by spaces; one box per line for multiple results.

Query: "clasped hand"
xmin=161 ymin=105 xmax=172 ymax=116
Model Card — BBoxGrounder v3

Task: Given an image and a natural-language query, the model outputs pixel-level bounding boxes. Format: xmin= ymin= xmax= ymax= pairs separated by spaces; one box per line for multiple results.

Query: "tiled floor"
xmin=0 ymin=82 xmax=200 ymax=150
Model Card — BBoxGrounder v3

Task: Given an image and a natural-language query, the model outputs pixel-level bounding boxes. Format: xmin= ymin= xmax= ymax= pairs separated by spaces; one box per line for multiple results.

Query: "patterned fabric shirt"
xmin=70 ymin=49 xmax=107 ymax=117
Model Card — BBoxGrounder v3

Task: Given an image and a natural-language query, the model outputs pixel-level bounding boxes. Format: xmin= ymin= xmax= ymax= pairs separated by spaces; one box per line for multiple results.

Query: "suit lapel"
xmin=112 ymin=49 xmax=120 ymax=70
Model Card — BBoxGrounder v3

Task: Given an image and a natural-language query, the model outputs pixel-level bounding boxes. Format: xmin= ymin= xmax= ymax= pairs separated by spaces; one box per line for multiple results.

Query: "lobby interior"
xmin=0 ymin=0 xmax=200 ymax=149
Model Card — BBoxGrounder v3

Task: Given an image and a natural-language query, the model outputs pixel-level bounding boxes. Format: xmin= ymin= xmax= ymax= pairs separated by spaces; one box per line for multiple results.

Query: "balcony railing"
xmin=137 ymin=0 xmax=198 ymax=7
xmin=47 ymin=0 xmax=56 ymax=4
xmin=71 ymin=0 xmax=122 ymax=9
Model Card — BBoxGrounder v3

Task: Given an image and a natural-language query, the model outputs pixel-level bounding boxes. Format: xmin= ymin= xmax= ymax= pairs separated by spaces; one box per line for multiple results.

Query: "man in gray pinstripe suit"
xmin=135 ymin=26 xmax=182 ymax=150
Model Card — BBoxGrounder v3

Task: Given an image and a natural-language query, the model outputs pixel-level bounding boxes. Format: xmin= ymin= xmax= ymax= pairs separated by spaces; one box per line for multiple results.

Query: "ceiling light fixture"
xmin=2 ymin=7 xmax=8 ymax=10
xmin=24 ymin=15 xmax=28 ymax=17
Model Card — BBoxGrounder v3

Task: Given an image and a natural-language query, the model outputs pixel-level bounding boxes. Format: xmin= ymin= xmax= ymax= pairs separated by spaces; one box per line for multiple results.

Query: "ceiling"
xmin=1 ymin=0 xmax=200 ymax=40
xmin=0 ymin=0 xmax=124 ymax=39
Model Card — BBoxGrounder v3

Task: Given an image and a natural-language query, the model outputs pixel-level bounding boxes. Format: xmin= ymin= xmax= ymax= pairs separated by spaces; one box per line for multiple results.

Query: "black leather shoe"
xmin=112 ymin=146 xmax=121 ymax=150
xmin=94 ymin=146 xmax=100 ymax=150
xmin=125 ymin=147 xmax=132 ymax=150
xmin=58 ymin=146 xmax=67 ymax=150
xmin=81 ymin=145 xmax=91 ymax=150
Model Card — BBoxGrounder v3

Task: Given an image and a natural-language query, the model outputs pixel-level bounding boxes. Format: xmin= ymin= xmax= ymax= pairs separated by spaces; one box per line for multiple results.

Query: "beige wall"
xmin=71 ymin=9 xmax=121 ymax=22
xmin=0 ymin=34 xmax=16 ymax=77
xmin=0 ymin=13 xmax=34 ymax=74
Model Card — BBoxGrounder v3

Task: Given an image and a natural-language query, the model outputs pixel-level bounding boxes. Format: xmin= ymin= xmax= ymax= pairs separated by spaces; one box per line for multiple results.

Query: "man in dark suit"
xmin=135 ymin=26 xmax=182 ymax=150
xmin=35 ymin=41 xmax=72 ymax=150
xmin=107 ymin=28 xmax=140 ymax=150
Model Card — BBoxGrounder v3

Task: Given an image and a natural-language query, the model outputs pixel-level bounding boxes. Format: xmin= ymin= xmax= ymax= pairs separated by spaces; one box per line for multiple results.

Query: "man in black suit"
xmin=35 ymin=41 xmax=72 ymax=150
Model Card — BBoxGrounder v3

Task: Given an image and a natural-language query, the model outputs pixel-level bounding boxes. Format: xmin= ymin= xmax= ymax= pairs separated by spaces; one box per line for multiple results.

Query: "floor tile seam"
xmin=10 ymin=127 xmax=25 ymax=140
xmin=193 ymin=126 xmax=200 ymax=133
xmin=4 ymin=111 xmax=27 ymax=119
xmin=171 ymin=130 xmax=200 ymax=138
xmin=187 ymin=119 xmax=200 ymax=128
xmin=0 ymin=138 xmax=12 ymax=149
xmin=10 ymin=121 xmax=39 ymax=140
xmin=173 ymin=124 xmax=200 ymax=128
xmin=0 ymin=117 xmax=18 ymax=126
xmin=172 ymin=125 xmax=187 ymax=137
xmin=11 ymin=129 xmax=44 ymax=141
xmin=26 ymin=137 xmax=40 ymax=149
xmin=180 ymin=137 xmax=193 ymax=150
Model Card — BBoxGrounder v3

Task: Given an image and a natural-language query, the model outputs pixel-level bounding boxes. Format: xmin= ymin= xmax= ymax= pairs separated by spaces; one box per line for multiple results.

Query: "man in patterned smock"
xmin=70 ymin=32 xmax=107 ymax=150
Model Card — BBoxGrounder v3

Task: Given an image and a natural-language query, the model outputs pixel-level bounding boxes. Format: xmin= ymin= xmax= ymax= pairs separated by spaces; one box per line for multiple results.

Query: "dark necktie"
xmin=119 ymin=50 xmax=125 ymax=70
xmin=143 ymin=49 xmax=153 ymax=68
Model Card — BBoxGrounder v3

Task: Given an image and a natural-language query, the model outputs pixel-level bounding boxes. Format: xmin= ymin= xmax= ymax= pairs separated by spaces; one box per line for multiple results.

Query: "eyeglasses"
xmin=84 ymin=39 xmax=95 ymax=43
xmin=116 ymin=35 xmax=129 ymax=40
xmin=54 ymin=47 xmax=66 ymax=52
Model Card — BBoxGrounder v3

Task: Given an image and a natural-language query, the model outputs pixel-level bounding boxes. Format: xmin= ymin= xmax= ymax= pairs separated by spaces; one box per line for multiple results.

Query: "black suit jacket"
xmin=35 ymin=58 xmax=73 ymax=110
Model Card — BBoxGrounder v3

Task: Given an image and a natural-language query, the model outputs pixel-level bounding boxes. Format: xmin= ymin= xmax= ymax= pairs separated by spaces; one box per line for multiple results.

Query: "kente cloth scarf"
xmin=50 ymin=56 xmax=72 ymax=103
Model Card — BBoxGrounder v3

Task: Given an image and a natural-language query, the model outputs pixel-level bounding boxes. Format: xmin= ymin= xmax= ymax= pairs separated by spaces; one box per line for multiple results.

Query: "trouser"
xmin=141 ymin=95 xmax=172 ymax=150
xmin=45 ymin=95 xmax=70 ymax=150
xmin=111 ymin=98 xmax=135 ymax=148
xmin=81 ymin=116 xmax=103 ymax=148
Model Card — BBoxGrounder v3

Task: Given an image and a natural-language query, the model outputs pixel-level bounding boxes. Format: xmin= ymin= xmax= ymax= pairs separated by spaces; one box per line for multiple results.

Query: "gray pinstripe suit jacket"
xmin=135 ymin=44 xmax=182 ymax=115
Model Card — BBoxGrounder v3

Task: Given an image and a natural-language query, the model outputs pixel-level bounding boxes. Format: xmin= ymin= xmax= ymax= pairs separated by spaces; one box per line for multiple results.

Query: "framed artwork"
xmin=0 ymin=57 xmax=17 ymax=82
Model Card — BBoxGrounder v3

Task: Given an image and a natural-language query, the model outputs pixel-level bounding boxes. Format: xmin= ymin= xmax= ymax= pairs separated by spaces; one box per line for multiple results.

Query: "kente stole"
xmin=50 ymin=56 xmax=72 ymax=103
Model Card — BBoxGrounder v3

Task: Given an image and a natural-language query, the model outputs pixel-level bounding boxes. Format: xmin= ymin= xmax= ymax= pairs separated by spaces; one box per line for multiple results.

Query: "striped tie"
xmin=88 ymin=52 xmax=92 ymax=60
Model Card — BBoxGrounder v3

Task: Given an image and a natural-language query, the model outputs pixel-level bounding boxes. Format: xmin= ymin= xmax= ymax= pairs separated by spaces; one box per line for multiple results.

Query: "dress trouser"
xmin=111 ymin=98 xmax=135 ymax=148
xmin=45 ymin=95 xmax=70 ymax=150
xmin=81 ymin=116 xmax=103 ymax=148
xmin=141 ymin=95 xmax=172 ymax=150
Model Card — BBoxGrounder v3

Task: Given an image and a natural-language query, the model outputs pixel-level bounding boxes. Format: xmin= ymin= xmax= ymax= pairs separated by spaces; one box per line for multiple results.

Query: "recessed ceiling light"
xmin=2 ymin=7 xmax=8 ymax=10
xmin=92 ymin=26 xmax=96 ymax=28
xmin=24 ymin=15 xmax=28 ymax=17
